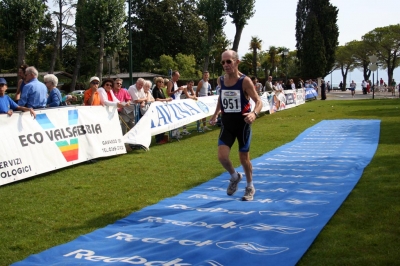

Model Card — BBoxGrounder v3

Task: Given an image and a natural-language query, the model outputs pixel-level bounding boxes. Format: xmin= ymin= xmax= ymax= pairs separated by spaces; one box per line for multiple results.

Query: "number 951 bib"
xmin=221 ymin=90 xmax=241 ymax=113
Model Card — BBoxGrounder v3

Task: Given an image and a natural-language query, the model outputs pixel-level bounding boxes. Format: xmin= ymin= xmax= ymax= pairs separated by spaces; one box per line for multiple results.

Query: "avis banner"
xmin=0 ymin=106 xmax=125 ymax=187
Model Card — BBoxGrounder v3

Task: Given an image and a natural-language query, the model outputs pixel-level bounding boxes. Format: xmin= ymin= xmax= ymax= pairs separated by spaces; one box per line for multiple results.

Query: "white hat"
xmin=89 ymin=76 xmax=100 ymax=83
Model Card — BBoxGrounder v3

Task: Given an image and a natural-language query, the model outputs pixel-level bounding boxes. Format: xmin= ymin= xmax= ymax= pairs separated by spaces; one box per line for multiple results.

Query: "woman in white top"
xmin=98 ymin=78 xmax=125 ymax=108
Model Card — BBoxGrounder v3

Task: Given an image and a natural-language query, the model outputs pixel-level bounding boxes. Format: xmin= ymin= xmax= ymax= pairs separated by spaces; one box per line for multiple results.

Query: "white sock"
xmin=247 ymin=181 xmax=254 ymax=187
xmin=230 ymin=172 xmax=239 ymax=180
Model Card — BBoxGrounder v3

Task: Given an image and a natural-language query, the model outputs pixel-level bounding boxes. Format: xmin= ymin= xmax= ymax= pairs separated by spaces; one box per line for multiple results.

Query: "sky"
xmin=223 ymin=0 xmax=400 ymax=85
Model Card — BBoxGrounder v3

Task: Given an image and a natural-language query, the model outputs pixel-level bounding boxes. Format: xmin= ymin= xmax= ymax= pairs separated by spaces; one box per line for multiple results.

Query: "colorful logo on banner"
xmin=36 ymin=110 xmax=79 ymax=162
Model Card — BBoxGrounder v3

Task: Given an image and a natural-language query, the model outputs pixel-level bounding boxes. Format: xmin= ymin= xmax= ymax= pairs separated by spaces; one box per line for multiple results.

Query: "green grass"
xmin=1 ymin=99 xmax=400 ymax=265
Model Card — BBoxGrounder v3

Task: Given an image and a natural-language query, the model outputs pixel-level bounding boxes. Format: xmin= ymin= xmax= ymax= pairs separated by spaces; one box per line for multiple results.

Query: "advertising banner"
xmin=0 ymin=106 xmax=125 ymax=186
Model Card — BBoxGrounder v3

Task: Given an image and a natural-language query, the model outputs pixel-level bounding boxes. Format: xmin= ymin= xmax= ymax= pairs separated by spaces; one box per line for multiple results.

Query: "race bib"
xmin=221 ymin=90 xmax=241 ymax=113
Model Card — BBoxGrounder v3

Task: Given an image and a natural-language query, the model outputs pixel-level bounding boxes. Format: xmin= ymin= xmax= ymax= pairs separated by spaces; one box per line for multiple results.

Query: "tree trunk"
xmin=97 ymin=30 xmax=105 ymax=81
xmin=17 ymin=30 xmax=26 ymax=68
xmin=59 ymin=0 xmax=63 ymax=61
xmin=49 ymin=22 xmax=61 ymax=74
xmin=232 ymin=25 xmax=244 ymax=52
xmin=252 ymin=48 xmax=257 ymax=77
xmin=70 ymin=33 xmax=85 ymax=92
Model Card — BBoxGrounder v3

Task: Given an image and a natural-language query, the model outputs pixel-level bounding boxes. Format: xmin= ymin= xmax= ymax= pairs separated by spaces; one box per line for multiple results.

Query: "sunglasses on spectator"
xmin=104 ymin=83 xmax=113 ymax=87
xmin=115 ymin=83 xmax=122 ymax=85
xmin=221 ymin=59 xmax=233 ymax=65
xmin=91 ymin=82 xmax=99 ymax=85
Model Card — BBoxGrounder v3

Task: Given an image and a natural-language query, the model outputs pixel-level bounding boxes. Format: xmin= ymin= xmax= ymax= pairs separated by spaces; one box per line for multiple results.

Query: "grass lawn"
xmin=1 ymin=98 xmax=399 ymax=265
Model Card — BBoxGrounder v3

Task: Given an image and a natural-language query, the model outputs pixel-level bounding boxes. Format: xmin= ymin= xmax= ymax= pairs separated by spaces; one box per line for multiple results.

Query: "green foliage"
xmin=362 ymin=24 xmax=400 ymax=84
xmin=301 ymin=13 xmax=326 ymax=78
xmin=175 ymin=53 xmax=200 ymax=79
xmin=197 ymin=0 xmax=226 ymax=71
xmin=128 ymin=0 xmax=206 ymax=72
xmin=225 ymin=0 xmax=255 ymax=51
xmin=296 ymin=0 xmax=339 ymax=78
xmin=0 ymin=0 xmax=47 ymax=66
xmin=159 ymin=54 xmax=177 ymax=76
xmin=249 ymin=36 xmax=262 ymax=77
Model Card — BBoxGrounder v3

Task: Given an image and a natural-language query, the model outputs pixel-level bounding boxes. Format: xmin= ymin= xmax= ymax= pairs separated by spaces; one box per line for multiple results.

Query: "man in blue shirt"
xmin=0 ymin=78 xmax=36 ymax=118
xmin=18 ymin=66 xmax=47 ymax=109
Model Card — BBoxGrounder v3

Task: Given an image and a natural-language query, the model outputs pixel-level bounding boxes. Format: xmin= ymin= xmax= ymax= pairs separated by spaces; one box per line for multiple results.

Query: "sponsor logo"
xmin=216 ymin=241 xmax=288 ymax=256
xmin=223 ymin=91 xmax=237 ymax=97
xmin=259 ymin=211 xmax=318 ymax=218
xmin=64 ymin=249 xmax=190 ymax=265
xmin=18 ymin=110 xmax=102 ymax=162
xmin=166 ymin=204 xmax=255 ymax=215
xmin=196 ymin=101 xmax=209 ymax=114
xmin=107 ymin=232 xmax=213 ymax=247
xmin=138 ymin=216 xmax=306 ymax=235
xmin=239 ymin=224 xmax=305 ymax=234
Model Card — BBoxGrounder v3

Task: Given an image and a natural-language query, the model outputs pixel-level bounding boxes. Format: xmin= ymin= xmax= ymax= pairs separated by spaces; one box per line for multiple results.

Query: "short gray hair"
xmin=25 ymin=66 xmax=39 ymax=77
xmin=143 ymin=80 xmax=152 ymax=89
xmin=43 ymin=74 xmax=58 ymax=87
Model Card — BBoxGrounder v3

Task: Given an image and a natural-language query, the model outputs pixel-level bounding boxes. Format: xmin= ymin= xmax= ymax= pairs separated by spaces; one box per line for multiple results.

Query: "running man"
xmin=209 ymin=50 xmax=262 ymax=201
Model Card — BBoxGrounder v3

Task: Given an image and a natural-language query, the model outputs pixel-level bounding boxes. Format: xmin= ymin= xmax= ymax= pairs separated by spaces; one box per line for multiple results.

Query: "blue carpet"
xmin=13 ymin=119 xmax=380 ymax=266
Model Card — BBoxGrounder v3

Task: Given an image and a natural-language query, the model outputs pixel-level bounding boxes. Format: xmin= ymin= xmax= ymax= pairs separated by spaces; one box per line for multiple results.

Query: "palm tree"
xmin=249 ymin=36 xmax=262 ymax=77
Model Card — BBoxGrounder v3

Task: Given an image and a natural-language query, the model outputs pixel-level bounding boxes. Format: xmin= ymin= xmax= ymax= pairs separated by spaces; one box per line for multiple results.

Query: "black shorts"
xmin=218 ymin=113 xmax=252 ymax=152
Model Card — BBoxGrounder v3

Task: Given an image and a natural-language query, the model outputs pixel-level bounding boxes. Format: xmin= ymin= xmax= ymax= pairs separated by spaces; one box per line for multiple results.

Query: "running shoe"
xmin=181 ymin=129 xmax=191 ymax=135
xmin=242 ymin=186 xmax=256 ymax=201
xmin=227 ymin=173 xmax=242 ymax=196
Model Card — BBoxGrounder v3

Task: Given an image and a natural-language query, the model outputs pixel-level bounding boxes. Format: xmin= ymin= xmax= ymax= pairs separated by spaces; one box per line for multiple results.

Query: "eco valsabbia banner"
xmin=0 ymin=106 xmax=125 ymax=186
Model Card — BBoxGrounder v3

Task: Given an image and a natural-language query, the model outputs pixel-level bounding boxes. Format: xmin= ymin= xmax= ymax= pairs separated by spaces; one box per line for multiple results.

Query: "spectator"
xmin=339 ymin=81 xmax=343 ymax=90
xmin=0 ymin=78 xmax=36 ymax=118
xmin=251 ymin=76 xmax=263 ymax=95
xmin=62 ymin=95 xmax=77 ymax=105
xmin=139 ymin=80 xmax=155 ymax=116
xmin=84 ymin=77 xmax=102 ymax=106
xmin=298 ymin=78 xmax=304 ymax=88
xmin=264 ymin=76 xmax=273 ymax=93
xmin=350 ymin=80 xmax=356 ymax=98
xmin=320 ymin=80 xmax=326 ymax=100
xmin=168 ymin=70 xmax=186 ymax=138
xmin=326 ymin=81 xmax=331 ymax=92
xmin=98 ymin=78 xmax=124 ymax=108
xmin=196 ymin=71 xmax=212 ymax=131
xmin=290 ymin=79 xmax=296 ymax=90
xmin=14 ymin=64 xmax=29 ymax=101
xmin=380 ymin=78 xmax=384 ymax=86
xmin=361 ymin=80 xmax=368 ymax=95
xmin=128 ymin=78 xmax=146 ymax=104
xmin=113 ymin=78 xmax=134 ymax=134
xmin=162 ymin=78 xmax=169 ymax=96
xmin=44 ymin=74 xmax=62 ymax=107
xmin=18 ymin=66 xmax=47 ymax=109
xmin=152 ymin=77 xmax=172 ymax=144
xmin=180 ymin=80 xmax=198 ymax=136
xmin=167 ymin=70 xmax=184 ymax=100
xmin=391 ymin=79 xmax=396 ymax=96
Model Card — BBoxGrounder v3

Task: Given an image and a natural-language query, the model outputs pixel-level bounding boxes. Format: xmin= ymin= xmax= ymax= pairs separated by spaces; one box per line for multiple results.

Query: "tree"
xmin=249 ymin=36 xmax=262 ymax=77
xmin=296 ymin=0 xmax=339 ymax=78
xmin=301 ymin=12 xmax=326 ymax=78
xmin=363 ymin=24 xmax=400 ymax=85
xmin=0 ymin=0 xmax=47 ymax=67
xmin=238 ymin=52 xmax=253 ymax=75
xmin=128 ymin=0 xmax=206 ymax=72
xmin=85 ymin=0 xmax=126 ymax=80
xmin=334 ymin=43 xmax=357 ymax=90
xmin=225 ymin=0 xmax=255 ymax=52
xmin=350 ymin=40 xmax=374 ymax=82
xmin=198 ymin=0 xmax=226 ymax=71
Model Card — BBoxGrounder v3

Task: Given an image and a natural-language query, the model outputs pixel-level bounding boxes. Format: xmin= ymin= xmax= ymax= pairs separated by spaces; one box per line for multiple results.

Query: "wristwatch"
xmin=253 ymin=111 xmax=259 ymax=118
